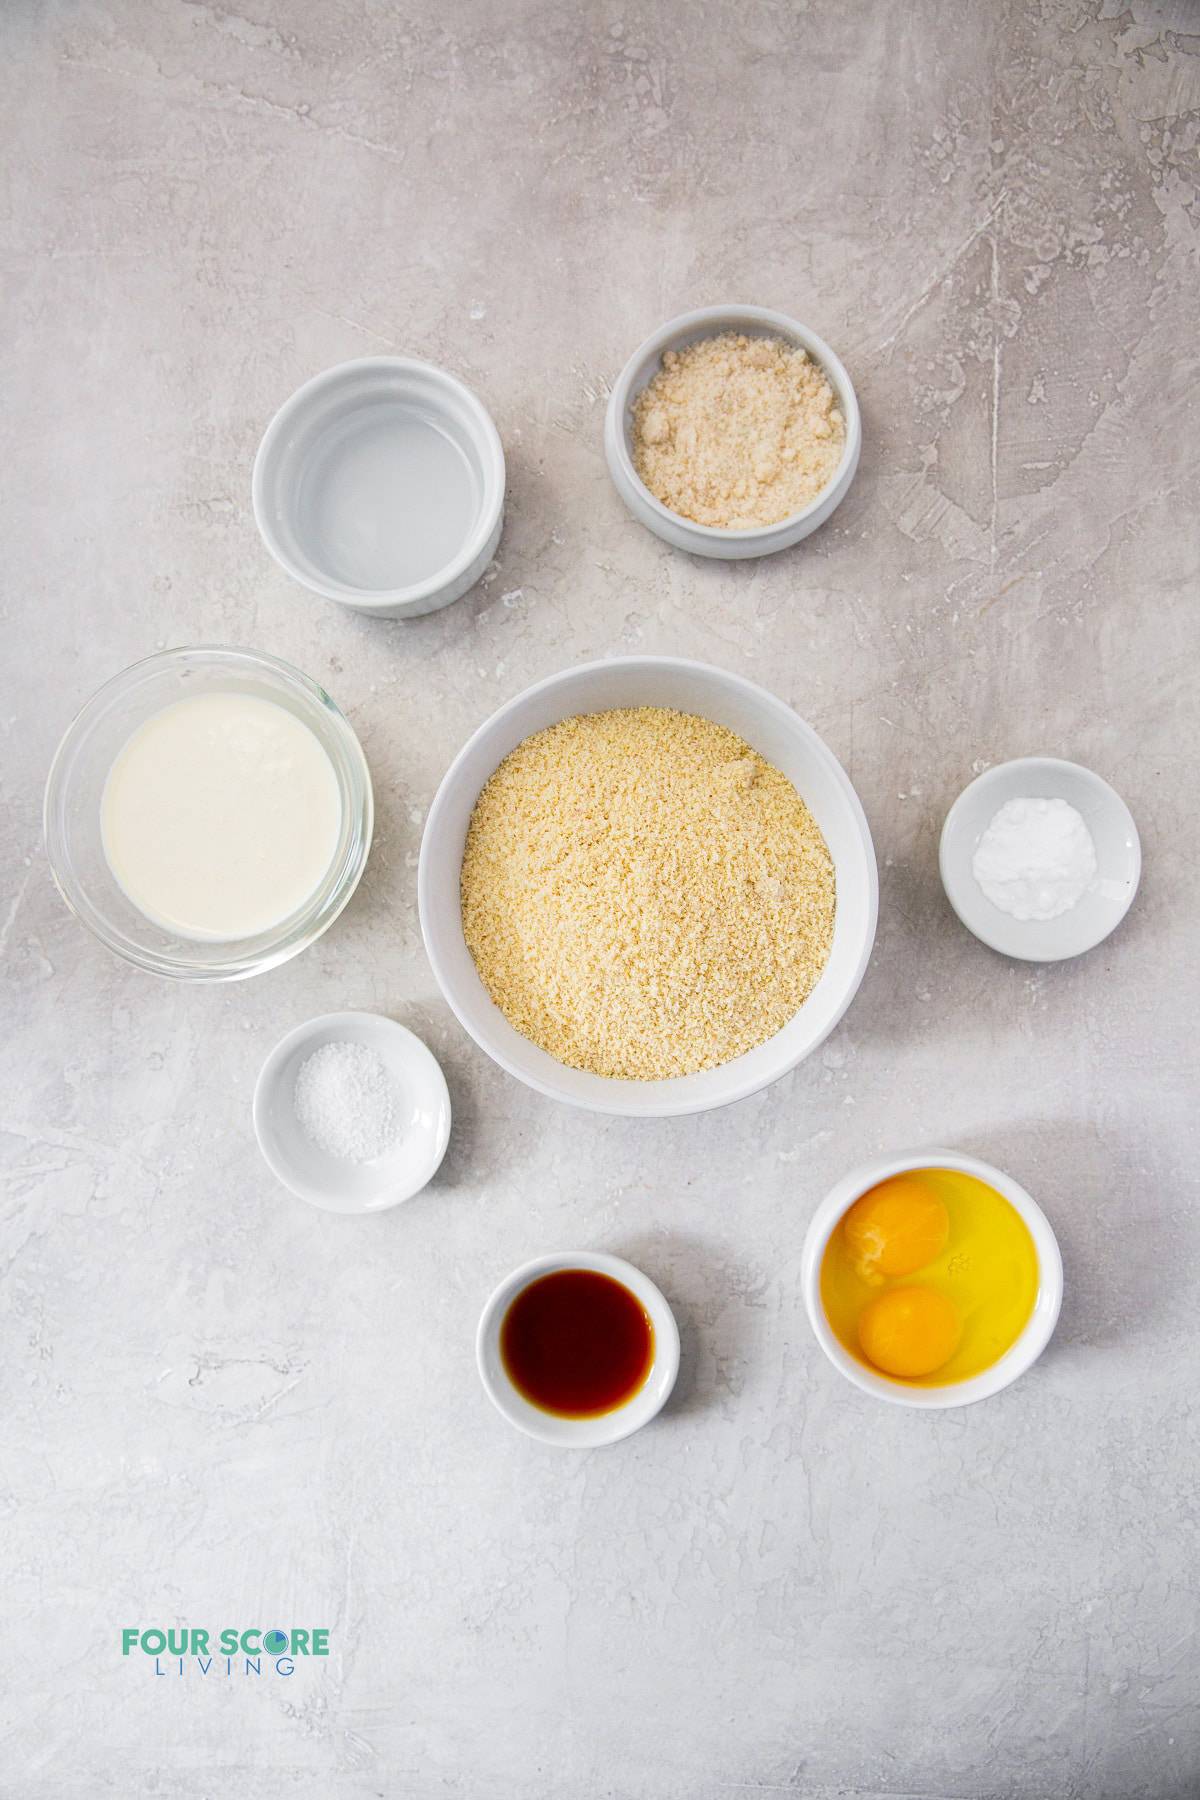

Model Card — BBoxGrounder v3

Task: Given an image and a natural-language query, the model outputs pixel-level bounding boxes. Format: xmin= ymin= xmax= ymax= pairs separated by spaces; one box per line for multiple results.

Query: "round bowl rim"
xmin=939 ymin=755 xmax=1142 ymax=963
xmin=604 ymin=302 xmax=861 ymax=544
xmin=417 ymin=653 xmax=879 ymax=1117
xmin=251 ymin=1009 xmax=451 ymax=1212
xmin=43 ymin=644 xmax=374 ymax=982
xmin=475 ymin=1249 xmax=681 ymax=1447
xmin=801 ymin=1147 xmax=1064 ymax=1409
xmin=251 ymin=353 xmax=506 ymax=613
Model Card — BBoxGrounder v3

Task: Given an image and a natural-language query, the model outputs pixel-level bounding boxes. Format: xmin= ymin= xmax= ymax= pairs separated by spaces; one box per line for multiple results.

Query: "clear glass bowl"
xmin=44 ymin=646 xmax=373 ymax=981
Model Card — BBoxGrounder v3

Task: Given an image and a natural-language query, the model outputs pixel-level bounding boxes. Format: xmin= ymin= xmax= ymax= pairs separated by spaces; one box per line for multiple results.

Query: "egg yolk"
xmin=842 ymin=1175 xmax=950 ymax=1281
xmin=857 ymin=1286 xmax=963 ymax=1378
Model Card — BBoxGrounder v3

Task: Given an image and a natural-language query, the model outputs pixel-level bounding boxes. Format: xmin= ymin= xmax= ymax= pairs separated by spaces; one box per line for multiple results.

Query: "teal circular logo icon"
xmin=264 ymin=1630 xmax=288 ymax=1654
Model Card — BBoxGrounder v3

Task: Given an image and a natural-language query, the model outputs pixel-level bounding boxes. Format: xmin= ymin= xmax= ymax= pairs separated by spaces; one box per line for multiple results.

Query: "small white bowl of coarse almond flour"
xmin=253 ymin=1011 xmax=451 ymax=1212
xmin=604 ymin=304 xmax=861 ymax=560
xmin=939 ymin=757 xmax=1141 ymax=962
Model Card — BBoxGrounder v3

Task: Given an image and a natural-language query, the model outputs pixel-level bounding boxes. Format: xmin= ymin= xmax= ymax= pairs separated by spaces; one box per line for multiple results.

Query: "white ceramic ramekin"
xmin=604 ymin=304 xmax=861 ymax=559
xmin=252 ymin=355 xmax=505 ymax=619
xmin=801 ymin=1149 xmax=1064 ymax=1410
xmin=476 ymin=1251 xmax=680 ymax=1447
xmin=417 ymin=655 xmax=878 ymax=1118
xmin=252 ymin=1011 xmax=451 ymax=1214
xmin=940 ymin=756 xmax=1141 ymax=963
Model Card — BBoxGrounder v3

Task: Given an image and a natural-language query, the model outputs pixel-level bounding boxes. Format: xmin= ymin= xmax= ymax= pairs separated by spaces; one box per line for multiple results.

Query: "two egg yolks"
xmin=840 ymin=1177 xmax=959 ymax=1377
xmin=820 ymin=1169 xmax=1039 ymax=1386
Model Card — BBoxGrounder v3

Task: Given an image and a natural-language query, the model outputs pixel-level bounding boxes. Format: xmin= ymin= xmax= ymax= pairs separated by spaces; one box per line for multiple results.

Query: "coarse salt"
xmin=293 ymin=1040 xmax=403 ymax=1163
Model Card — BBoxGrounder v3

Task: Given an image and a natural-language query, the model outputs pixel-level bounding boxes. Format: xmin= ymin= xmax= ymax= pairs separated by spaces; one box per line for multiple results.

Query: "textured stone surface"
xmin=2 ymin=2 xmax=1199 ymax=1796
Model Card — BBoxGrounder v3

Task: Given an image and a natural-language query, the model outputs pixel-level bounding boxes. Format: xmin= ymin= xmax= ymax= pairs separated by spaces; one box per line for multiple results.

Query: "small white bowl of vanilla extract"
xmin=476 ymin=1251 xmax=680 ymax=1447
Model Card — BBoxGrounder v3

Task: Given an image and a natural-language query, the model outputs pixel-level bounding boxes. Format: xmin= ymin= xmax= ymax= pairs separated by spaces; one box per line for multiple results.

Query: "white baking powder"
xmin=293 ymin=1040 xmax=402 ymax=1163
xmin=971 ymin=796 xmax=1097 ymax=922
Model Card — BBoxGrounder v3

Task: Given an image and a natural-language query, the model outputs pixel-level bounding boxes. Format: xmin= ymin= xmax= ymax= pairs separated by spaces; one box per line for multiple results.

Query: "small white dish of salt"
xmin=253 ymin=1011 xmax=451 ymax=1212
xmin=939 ymin=756 xmax=1141 ymax=963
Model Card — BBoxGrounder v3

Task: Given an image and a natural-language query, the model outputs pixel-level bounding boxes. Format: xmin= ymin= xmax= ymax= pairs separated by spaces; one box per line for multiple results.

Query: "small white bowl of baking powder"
xmin=253 ymin=1011 xmax=451 ymax=1212
xmin=939 ymin=756 xmax=1141 ymax=962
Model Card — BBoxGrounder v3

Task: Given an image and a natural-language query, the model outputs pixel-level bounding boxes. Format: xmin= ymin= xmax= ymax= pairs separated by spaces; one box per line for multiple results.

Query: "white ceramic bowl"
xmin=253 ymin=1011 xmax=451 ymax=1213
xmin=604 ymin=304 xmax=861 ymax=560
xmin=252 ymin=356 xmax=505 ymax=618
xmin=801 ymin=1149 xmax=1064 ymax=1410
xmin=44 ymin=647 xmax=373 ymax=982
xmin=940 ymin=756 xmax=1141 ymax=962
xmin=418 ymin=656 xmax=878 ymax=1117
xmin=476 ymin=1251 xmax=680 ymax=1447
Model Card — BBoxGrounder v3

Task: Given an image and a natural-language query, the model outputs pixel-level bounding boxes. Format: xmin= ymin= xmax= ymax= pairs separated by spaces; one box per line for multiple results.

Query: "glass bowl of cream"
xmin=44 ymin=646 xmax=373 ymax=980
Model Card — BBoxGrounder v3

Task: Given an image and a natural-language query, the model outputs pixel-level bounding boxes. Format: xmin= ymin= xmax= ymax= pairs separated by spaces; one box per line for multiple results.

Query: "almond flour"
xmin=460 ymin=707 xmax=836 ymax=1080
xmin=632 ymin=332 xmax=845 ymax=529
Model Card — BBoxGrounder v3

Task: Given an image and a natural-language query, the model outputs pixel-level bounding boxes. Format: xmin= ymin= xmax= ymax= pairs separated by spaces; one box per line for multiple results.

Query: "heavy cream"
xmin=101 ymin=692 xmax=342 ymax=941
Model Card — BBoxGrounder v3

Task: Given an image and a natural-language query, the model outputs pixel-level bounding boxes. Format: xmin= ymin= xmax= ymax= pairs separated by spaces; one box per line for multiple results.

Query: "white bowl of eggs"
xmin=801 ymin=1149 xmax=1063 ymax=1409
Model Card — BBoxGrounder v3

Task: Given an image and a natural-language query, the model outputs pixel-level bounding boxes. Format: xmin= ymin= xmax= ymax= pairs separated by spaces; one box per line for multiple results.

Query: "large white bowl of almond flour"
xmin=419 ymin=657 xmax=877 ymax=1117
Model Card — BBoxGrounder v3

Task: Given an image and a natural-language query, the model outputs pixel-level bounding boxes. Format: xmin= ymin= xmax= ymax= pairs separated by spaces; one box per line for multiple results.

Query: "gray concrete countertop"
xmin=3 ymin=3 xmax=1198 ymax=1796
